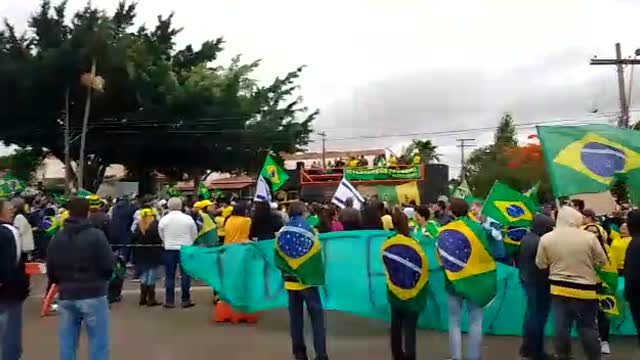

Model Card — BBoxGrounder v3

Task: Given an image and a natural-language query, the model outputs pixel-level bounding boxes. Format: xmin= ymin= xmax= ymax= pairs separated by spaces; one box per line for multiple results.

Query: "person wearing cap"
xmin=131 ymin=208 xmax=162 ymax=307
xmin=192 ymin=200 xmax=218 ymax=246
xmin=88 ymin=195 xmax=111 ymax=240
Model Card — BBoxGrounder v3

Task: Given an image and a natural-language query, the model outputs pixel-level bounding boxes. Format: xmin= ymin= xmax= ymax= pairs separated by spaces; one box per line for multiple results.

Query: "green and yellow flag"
xmin=482 ymin=182 xmax=537 ymax=228
xmin=437 ymin=216 xmax=497 ymax=307
xmin=274 ymin=216 xmax=324 ymax=286
xmin=524 ymin=181 xmax=540 ymax=203
xmin=537 ymin=124 xmax=640 ymax=197
xmin=382 ymin=234 xmax=429 ymax=313
xmin=198 ymin=183 xmax=211 ymax=200
xmin=261 ymin=154 xmax=289 ymax=192
xmin=376 ymin=181 xmax=421 ymax=205
xmin=194 ymin=210 xmax=219 ymax=246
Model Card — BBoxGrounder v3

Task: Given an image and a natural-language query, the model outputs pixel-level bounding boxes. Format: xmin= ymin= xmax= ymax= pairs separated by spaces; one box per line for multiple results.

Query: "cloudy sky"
xmin=4 ymin=0 xmax=640 ymax=173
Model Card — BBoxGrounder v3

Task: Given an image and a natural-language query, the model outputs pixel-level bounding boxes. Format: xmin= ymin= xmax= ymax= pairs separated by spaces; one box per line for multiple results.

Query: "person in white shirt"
xmin=158 ymin=197 xmax=197 ymax=308
xmin=11 ymin=198 xmax=34 ymax=257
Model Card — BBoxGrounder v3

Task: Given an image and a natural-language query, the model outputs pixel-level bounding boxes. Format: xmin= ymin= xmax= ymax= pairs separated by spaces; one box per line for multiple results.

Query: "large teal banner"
xmin=181 ymin=230 xmax=636 ymax=336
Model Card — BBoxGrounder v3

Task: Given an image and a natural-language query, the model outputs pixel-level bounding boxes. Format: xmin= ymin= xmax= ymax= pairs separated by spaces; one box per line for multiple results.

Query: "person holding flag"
xmin=192 ymin=200 xmax=219 ymax=247
xmin=582 ymin=209 xmax=616 ymax=355
xmin=275 ymin=201 xmax=328 ymax=360
xmin=382 ymin=207 xmax=429 ymax=360
xmin=437 ymin=198 xmax=502 ymax=360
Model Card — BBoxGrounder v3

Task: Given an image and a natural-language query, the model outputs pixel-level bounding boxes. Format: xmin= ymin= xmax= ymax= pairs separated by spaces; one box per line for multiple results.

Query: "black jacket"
xmin=109 ymin=199 xmax=136 ymax=244
xmin=131 ymin=220 xmax=163 ymax=269
xmin=519 ymin=214 xmax=555 ymax=286
xmin=625 ymin=234 xmax=640 ymax=301
xmin=0 ymin=222 xmax=29 ymax=303
xmin=47 ymin=217 xmax=115 ymax=300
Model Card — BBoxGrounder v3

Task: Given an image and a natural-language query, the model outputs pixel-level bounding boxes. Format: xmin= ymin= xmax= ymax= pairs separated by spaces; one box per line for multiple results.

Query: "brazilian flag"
xmin=482 ymin=182 xmax=537 ymax=228
xmin=437 ymin=217 xmax=497 ymax=307
xmin=537 ymin=124 xmax=640 ymax=197
xmin=194 ymin=210 xmax=219 ymax=246
xmin=597 ymin=258 xmax=621 ymax=317
xmin=382 ymin=234 xmax=429 ymax=313
xmin=261 ymin=154 xmax=290 ymax=192
xmin=274 ymin=217 xmax=325 ymax=286
xmin=502 ymin=226 xmax=529 ymax=255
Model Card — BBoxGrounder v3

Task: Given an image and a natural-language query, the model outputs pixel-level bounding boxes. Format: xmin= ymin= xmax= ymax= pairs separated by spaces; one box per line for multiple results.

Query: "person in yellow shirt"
xmin=610 ymin=222 xmax=631 ymax=275
xmin=223 ymin=203 xmax=252 ymax=244
xmin=215 ymin=206 xmax=232 ymax=244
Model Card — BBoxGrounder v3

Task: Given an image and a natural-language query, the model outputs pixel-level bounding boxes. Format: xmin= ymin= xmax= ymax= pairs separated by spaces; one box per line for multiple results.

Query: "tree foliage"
xmin=0 ymin=1 xmax=317 ymax=192
xmin=464 ymin=113 xmax=551 ymax=201
xmin=0 ymin=148 xmax=45 ymax=181
xmin=399 ymin=139 xmax=439 ymax=164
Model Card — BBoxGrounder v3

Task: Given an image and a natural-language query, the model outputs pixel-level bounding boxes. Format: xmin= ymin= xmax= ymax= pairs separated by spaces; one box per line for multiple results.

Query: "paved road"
xmin=23 ymin=276 xmax=640 ymax=359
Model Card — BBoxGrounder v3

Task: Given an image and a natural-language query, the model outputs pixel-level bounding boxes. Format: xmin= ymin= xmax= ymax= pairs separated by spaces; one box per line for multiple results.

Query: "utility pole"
xmin=456 ymin=138 xmax=475 ymax=182
xmin=590 ymin=43 xmax=640 ymax=128
xmin=63 ymin=87 xmax=71 ymax=195
xmin=318 ymin=132 xmax=327 ymax=168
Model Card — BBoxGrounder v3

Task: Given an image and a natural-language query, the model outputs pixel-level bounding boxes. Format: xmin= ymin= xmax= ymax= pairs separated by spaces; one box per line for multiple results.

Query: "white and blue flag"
xmin=254 ymin=175 xmax=272 ymax=202
xmin=332 ymin=178 xmax=365 ymax=210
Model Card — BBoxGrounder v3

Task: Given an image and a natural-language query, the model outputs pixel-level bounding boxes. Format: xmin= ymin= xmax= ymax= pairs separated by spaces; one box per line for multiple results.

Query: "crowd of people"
xmin=1 ymin=190 xmax=640 ymax=360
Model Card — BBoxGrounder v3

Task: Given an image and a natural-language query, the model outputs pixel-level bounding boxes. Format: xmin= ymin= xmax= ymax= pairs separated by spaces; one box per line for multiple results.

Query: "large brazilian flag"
xmin=437 ymin=217 xmax=496 ymax=307
xmin=537 ymin=124 xmax=640 ymax=197
xmin=275 ymin=217 xmax=325 ymax=286
xmin=382 ymin=234 xmax=429 ymax=313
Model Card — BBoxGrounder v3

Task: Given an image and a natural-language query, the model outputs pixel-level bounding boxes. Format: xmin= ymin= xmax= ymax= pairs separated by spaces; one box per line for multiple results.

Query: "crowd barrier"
xmin=181 ymin=230 xmax=638 ymax=336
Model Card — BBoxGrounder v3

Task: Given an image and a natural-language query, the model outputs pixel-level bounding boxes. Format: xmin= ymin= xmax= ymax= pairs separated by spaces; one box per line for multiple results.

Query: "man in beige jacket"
xmin=536 ymin=206 xmax=608 ymax=360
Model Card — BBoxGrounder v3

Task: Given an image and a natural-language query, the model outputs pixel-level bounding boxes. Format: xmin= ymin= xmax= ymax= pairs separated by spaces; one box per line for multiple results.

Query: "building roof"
xmin=281 ymin=149 xmax=385 ymax=161
xmin=176 ymin=175 xmax=255 ymax=191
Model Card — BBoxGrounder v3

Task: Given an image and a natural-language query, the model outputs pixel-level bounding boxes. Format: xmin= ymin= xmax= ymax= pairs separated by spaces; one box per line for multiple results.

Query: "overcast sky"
xmin=3 ymin=0 xmax=640 ymax=173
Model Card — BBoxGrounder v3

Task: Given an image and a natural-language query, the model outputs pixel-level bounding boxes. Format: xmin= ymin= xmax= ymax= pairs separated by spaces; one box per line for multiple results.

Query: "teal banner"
xmin=181 ymin=230 xmax=636 ymax=336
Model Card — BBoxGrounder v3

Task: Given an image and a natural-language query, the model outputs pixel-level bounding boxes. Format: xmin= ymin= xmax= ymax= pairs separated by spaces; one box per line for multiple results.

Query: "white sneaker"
xmin=601 ymin=340 xmax=611 ymax=354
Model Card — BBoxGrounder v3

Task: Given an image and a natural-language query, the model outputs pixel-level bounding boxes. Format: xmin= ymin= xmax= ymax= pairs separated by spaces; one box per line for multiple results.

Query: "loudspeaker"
xmin=420 ymin=164 xmax=449 ymax=203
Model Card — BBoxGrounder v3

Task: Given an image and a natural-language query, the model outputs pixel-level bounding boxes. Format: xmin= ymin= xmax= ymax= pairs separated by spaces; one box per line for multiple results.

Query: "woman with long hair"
xmin=381 ymin=207 xmax=427 ymax=360
xmin=361 ymin=200 xmax=384 ymax=230
xmin=250 ymin=201 xmax=283 ymax=241
xmin=131 ymin=208 xmax=162 ymax=306
xmin=318 ymin=206 xmax=343 ymax=233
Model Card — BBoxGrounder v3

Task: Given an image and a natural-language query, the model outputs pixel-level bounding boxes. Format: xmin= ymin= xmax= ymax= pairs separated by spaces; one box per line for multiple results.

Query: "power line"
xmin=318 ymin=115 xmax=615 ymax=142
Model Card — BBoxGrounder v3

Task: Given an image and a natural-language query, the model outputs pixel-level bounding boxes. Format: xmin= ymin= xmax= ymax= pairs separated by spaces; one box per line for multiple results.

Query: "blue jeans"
xmin=448 ymin=294 xmax=484 ymax=360
xmin=521 ymin=283 xmax=551 ymax=359
xmin=163 ymin=250 xmax=191 ymax=304
xmin=139 ymin=267 xmax=157 ymax=286
xmin=58 ymin=296 xmax=110 ymax=360
xmin=0 ymin=302 xmax=23 ymax=360
xmin=288 ymin=288 xmax=328 ymax=360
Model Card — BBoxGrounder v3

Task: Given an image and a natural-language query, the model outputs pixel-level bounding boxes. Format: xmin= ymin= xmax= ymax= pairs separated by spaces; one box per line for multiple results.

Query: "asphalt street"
xmin=21 ymin=276 xmax=640 ymax=359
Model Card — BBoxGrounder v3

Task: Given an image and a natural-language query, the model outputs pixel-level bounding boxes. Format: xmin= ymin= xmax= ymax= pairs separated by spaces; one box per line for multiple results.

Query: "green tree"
xmin=400 ymin=139 xmax=439 ymax=164
xmin=464 ymin=113 xmax=519 ymax=197
xmin=0 ymin=1 xmax=316 ymax=193
xmin=0 ymin=148 xmax=44 ymax=181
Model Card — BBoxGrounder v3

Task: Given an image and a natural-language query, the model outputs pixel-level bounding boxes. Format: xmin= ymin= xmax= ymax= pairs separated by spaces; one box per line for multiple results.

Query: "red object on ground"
xmin=213 ymin=301 xmax=259 ymax=324
xmin=25 ymin=262 xmax=46 ymax=275
xmin=41 ymin=284 xmax=58 ymax=317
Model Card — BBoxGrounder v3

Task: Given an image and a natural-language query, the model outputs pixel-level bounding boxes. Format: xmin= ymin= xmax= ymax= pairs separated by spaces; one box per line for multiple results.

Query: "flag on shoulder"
xmin=261 ymin=154 xmax=289 ymax=192
xmin=332 ymin=178 xmax=365 ymax=210
xmin=254 ymin=176 xmax=272 ymax=203
xmin=437 ymin=216 xmax=497 ymax=307
xmin=382 ymin=233 xmax=429 ymax=313
xmin=275 ymin=216 xmax=325 ymax=286
xmin=537 ymin=124 xmax=640 ymax=197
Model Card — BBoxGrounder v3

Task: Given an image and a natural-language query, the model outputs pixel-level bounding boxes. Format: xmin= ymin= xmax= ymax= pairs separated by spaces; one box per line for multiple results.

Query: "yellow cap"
xmin=222 ymin=206 xmax=233 ymax=218
xmin=197 ymin=200 xmax=213 ymax=209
